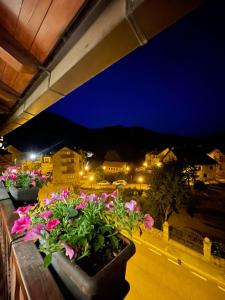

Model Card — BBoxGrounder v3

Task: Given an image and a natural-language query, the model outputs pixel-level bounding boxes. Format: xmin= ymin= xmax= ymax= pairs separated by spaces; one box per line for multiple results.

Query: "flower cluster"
xmin=0 ymin=166 xmax=49 ymax=189
xmin=11 ymin=189 xmax=154 ymax=267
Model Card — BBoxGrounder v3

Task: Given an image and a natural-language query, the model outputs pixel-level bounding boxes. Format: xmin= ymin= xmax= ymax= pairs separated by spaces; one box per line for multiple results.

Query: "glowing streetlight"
xmin=138 ymin=176 xmax=143 ymax=189
xmin=126 ymin=166 xmax=130 ymax=171
xmin=156 ymin=162 xmax=162 ymax=168
xmin=84 ymin=165 xmax=89 ymax=171
xmin=102 ymin=166 xmax=106 ymax=170
xmin=89 ymin=176 xmax=94 ymax=189
xmin=30 ymin=153 xmax=36 ymax=160
xmin=79 ymin=171 xmax=83 ymax=176
xmin=143 ymin=162 xmax=147 ymax=167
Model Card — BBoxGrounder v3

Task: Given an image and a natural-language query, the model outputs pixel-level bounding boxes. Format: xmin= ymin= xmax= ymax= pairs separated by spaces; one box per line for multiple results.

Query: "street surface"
xmin=125 ymin=237 xmax=225 ymax=300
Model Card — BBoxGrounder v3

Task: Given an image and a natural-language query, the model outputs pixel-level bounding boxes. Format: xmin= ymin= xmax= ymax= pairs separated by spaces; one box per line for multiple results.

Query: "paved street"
xmin=125 ymin=238 xmax=225 ymax=300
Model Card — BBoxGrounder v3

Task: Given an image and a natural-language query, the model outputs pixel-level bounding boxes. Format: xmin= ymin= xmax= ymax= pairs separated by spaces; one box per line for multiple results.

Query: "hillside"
xmin=5 ymin=111 xmax=196 ymax=163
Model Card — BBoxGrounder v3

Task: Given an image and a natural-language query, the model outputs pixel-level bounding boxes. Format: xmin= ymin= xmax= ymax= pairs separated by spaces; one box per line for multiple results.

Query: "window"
xmin=209 ymin=166 xmax=213 ymax=170
xmin=203 ymin=173 xmax=207 ymax=178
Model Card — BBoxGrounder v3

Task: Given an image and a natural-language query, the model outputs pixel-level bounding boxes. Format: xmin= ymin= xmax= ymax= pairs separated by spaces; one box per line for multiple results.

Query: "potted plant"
xmin=11 ymin=189 xmax=154 ymax=299
xmin=0 ymin=166 xmax=49 ymax=202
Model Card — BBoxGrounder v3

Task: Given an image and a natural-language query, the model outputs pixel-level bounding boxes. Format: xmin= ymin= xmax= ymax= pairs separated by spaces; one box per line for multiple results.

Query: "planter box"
xmin=51 ymin=235 xmax=135 ymax=300
xmin=9 ymin=186 xmax=39 ymax=203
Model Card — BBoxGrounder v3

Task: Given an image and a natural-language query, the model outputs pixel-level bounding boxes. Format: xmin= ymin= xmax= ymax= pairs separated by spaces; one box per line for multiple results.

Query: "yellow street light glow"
xmin=79 ymin=171 xmax=83 ymax=176
xmin=84 ymin=165 xmax=89 ymax=171
xmin=89 ymin=176 xmax=94 ymax=181
xmin=138 ymin=177 xmax=143 ymax=183
xmin=156 ymin=162 xmax=162 ymax=167
xmin=102 ymin=166 xmax=106 ymax=170
xmin=126 ymin=166 xmax=130 ymax=171
xmin=143 ymin=162 xmax=147 ymax=167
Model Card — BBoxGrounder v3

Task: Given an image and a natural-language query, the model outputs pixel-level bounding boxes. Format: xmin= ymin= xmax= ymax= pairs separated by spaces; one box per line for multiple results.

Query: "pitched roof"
xmin=172 ymin=147 xmax=217 ymax=165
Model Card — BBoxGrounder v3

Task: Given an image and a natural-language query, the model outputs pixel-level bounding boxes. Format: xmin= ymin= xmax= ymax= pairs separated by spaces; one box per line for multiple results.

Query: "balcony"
xmin=0 ymin=193 xmax=64 ymax=300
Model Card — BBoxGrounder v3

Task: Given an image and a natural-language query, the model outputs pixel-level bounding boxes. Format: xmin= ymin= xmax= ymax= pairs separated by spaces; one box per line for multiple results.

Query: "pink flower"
xmin=110 ymin=190 xmax=117 ymax=199
xmin=106 ymin=201 xmax=114 ymax=210
xmin=62 ymin=242 xmax=78 ymax=260
xmin=15 ymin=205 xmax=33 ymax=217
xmin=87 ymin=194 xmax=98 ymax=202
xmin=9 ymin=174 xmax=17 ymax=181
xmin=101 ymin=193 xmax=109 ymax=202
xmin=79 ymin=191 xmax=87 ymax=199
xmin=11 ymin=216 xmax=31 ymax=234
xmin=23 ymin=224 xmax=45 ymax=241
xmin=76 ymin=200 xmax=87 ymax=210
xmin=46 ymin=218 xmax=60 ymax=231
xmin=44 ymin=197 xmax=54 ymax=205
xmin=50 ymin=192 xmax=58 ymax=200
xmin=143 ymin=214 xmax=154 ymax=229
xmin=60 ymin=188 xmax=70 ymax=198
xmin=39 ymin=210 xmax=53 ymax=219
xmin=31 ymin=180 xmax=36 ymax=187
xmin=125 ymin=200 xmax=137 ymax=213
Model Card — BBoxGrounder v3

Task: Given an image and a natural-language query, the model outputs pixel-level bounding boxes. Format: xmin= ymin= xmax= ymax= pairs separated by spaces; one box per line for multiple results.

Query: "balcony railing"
xmin=0 ymin=192 xmax=64 ymax=300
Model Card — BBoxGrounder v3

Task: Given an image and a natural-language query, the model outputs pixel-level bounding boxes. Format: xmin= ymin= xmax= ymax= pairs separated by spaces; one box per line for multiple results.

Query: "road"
xmin=125 ymin=238 xmax=225 ymax=300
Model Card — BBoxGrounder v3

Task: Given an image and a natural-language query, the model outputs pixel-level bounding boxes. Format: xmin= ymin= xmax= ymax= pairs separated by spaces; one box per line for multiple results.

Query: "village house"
xmin=208 ymin=148 xmax=225 ymax=180
xmin=145 ymin=147 xmax=217 ymax=182
xmin=52 ymin=146 xmax=82 ymax=184
xmin=102 ymin=161 xmax=129 ymax=173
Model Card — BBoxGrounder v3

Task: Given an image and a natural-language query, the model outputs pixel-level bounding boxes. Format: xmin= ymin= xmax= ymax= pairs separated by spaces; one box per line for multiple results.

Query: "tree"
xmin=146 ymin=161 xmax=190 ymax=228
xmin=95 ymin=166 xmax=106 ymax=182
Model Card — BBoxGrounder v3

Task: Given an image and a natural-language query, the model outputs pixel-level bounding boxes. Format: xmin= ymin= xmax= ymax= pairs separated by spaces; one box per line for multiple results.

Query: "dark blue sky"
xmin=48 ymin=1 xmax=225 ymax=137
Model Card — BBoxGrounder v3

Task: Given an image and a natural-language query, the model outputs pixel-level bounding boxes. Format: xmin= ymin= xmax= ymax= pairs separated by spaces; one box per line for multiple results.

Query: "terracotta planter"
xmin=9 ymin=186 xmax=39 ymax=203
xmin=51 ymin=235 xmax=135 ymax=300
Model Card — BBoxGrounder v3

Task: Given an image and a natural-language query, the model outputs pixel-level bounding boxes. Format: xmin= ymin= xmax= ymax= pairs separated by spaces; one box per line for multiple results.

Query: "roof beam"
xmin=0 ymin=80 xmax=19 ymax=102
xmin=0 ymin=100 xmax=10 ymax=114
xmin=0 ymin=27 xmax=39 ymax=74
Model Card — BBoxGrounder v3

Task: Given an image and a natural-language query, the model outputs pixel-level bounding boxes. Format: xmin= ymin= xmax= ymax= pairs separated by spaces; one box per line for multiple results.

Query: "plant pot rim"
xmin=52 ymin=234 xmax=135 ymax=280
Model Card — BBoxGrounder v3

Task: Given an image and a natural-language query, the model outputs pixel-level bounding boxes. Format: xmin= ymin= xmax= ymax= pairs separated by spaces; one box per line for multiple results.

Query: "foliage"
xmin=145 ymin=161 xmax=191 ymax=228
xmin=11 ymin=189 xmax=154 ymax=267
xmin=95 ymin=166 xmax=106 ymax=182
xmin=0 ymin=166 xmax=50 ymax=189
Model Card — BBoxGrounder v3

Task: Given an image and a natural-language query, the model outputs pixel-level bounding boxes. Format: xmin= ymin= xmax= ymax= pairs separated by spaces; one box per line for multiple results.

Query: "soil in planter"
xmin=76 ymin=239 xmax=126 ymax=276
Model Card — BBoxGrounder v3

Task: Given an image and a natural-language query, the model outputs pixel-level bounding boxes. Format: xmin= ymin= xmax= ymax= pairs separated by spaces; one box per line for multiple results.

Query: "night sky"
xmin=48 ymin=1 xmax=225 ymax=137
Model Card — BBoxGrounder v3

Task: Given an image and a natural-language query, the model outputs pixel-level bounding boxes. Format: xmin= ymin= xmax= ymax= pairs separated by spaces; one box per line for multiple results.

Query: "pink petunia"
xmin=110 ymin=190 xmax=117 ymax=199
xmin=125 ymin=200 xmax=137 ymax=213
xmin=23 ymin=224 xmax=45 ymax=241
xmin=60 ymin=188 xmax=70 ymax=199
xmin=87 ymin=194 xmax=98 ymax=202
xmin=44 ymin=197 xmax=54 ymax=205
xmin=62 ymin=242 xmax=78 ymax=260
xmin=143 ymin=214 xmax=154 ymax=229
xmin=76 ymin=200 xmax=87 ymax=210
xmin=15 ymin=205 xmax=33 ymax=217
xmin=101 ymin=193 xmax=109 ymax=202
xmin=11 ymin=216 xmax=31 ymax=234
xmin=106 ymin=201 xmax=114 ymax=210
xmin=39 ymin=210 xmax=53 ymax=219
xmin=31 ymin=180 xmax=36 ymax=187
xmin=46 ymin=218 xmax=60 ymax=231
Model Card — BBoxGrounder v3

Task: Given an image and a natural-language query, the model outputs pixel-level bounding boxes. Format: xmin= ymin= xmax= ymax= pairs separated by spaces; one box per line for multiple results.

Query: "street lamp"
xmin=143 ymin=162 xmax=147 ymax=168
xmin=126 ymin=166 xmax=130 ymax=171
xmin=138 ymin=176 xmax=143 ymax=189
xmin=89 ymin=176 xmax=94 ymax=189
xmin=156 ymin=162 xmax=162 ymax=168
xmin=30 ymin=153 xmax=36 ymax=160
xmin=79 ymin=171 xmax=83 ymax=176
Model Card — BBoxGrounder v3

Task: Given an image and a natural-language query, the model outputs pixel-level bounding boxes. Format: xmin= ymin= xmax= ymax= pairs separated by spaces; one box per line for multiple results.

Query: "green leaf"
xmin=110 ymin=236 xmax=119 ymax=249
xmin=44 ymin=254 xmax=52 ymax=268
xmin=93 ymin=234 xmax=105 ymax=252
xmin=68 ymin=208 xmax=78 ymax=218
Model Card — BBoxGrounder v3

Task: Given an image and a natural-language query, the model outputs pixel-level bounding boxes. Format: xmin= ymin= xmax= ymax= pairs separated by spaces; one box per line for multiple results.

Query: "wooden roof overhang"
xmin=0 ymin=0 xmax=204 ymax=136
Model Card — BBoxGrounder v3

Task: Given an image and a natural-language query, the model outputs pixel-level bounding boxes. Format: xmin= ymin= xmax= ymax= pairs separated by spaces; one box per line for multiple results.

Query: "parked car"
xmin=97 ymin=180 xmax=111 ymax=186
xmin=112 ymin=180 xmax=127 ymax=186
